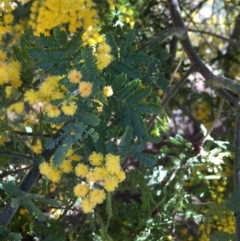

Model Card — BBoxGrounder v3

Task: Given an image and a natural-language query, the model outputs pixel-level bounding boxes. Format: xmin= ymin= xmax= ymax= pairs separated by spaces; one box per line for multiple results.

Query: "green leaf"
xmin=22 ymin=199 xmax=46 ymax=221
xmin=119 ymin=126 xmax=133 ymax=154
xmin=210 ymin=231 xmax=235 ymax=241
xmin=134 ymin=153 xmax=156 ymax=166
xmin=77 ymin=111 xmax=100 ymax=126
xmin=105 ymin=32 xmax=118 ymax=58
xmin=0 ymin=182 xmax=25 ymax=197
xmin=224 ymin=187 xmax=240 ymax=213
xmin=45 ymin=138 xmax=56 ymax=150
xmin=65 ymin=34 xmax=81 ymax=55
xmin=155 ymin=73 xmax=169 ymax=91
xmin=114 ymin=62 xmax=140 ymax=79
xmin=124 ymin=53 xmax=153 ymax=63
xmin=125 ymin=86 xmax=152 ymax=104
xmin=53 ymin=27 xmax=68 ymax=46
xmin=134 ymin=102 xmax=162 ymax=114
xmin=111 ymin=73 xmax=127 ymax=93
xmin=82 ymin=47 xmax=98 ymax=79
xmin=120 ymin=28 xmax=135 ymax=58
xmin=132 ymin=110 xmax=148 ymax=139
xmin=117 ymin=79 xmax=141 ymax=100
xmin=106 ymin=140 xmax=118 ymax=154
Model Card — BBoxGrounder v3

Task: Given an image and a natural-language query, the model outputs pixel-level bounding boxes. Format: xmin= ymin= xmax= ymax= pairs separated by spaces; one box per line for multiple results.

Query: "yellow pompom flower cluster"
xmin=191 ymin=101 xmax=212 ymax=129
xmin=95 ymin=43 xmax=113 ymax=70
xmin=0 ymin=3 xmax=14 ymax=38
xmin=0 ymin=50 xmax=22 ymax=89
xmin=40 ymin=150 xmax=126 ymax=214
xmin=28 ymin=0 xmax=102 ymax=45
xmin=39 ymin=147 xmax=83 ymax=182
xmin=73 ymin=152 xmax=125 ymax=213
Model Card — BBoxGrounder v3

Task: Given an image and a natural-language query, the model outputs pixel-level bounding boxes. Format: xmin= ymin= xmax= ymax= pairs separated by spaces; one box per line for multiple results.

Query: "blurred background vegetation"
xmin=0 ymin=0 xmax=239 ymax=240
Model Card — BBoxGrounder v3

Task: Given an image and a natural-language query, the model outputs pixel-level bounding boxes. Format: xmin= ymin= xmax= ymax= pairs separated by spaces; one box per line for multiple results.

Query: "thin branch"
xmin=147 ymin=66 xmax=194 ymax=130
xmin=161 ymin=65 xmax=195 ymax=107
xmin=234 ymin=115 xmax=240 ymax=239
xmin=167 ymin=0 xmax=240 ymax=110
xmin=0 ymin=166 xmax=31 ymax=179
xmin=0 ymin=152 xmax=36 ymax=162
xmin=200 ymin=98 xmax=224 ymax=143
xmin=188 ymin=28 xmax=240 ymax=48
xmin=0 ymin=127 xmax=65 ymax=227
xmin=14 ymin=131 xmax=52 ymax=138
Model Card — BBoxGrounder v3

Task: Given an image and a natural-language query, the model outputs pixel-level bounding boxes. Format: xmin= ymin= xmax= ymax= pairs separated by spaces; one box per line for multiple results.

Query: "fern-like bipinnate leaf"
xmin=120 ymin=28 xmax=135 ymax=58
xmin=210 ymin=231 xmax=235 ymax=241
xmin=76 ymin=111 xmax=100 ymax=126
xmin=105 ymin=32 xmax=118 ymax=58
xmin=53 ymin=27 xmax=68 ymax=47
xmin=111 ymin=73 xmax=127 ymax=93
xmin=134 ymin=153 xmax=156 ymax=166
xmin=22 ymin=199 xmax=46 ymax=221
xmin=125 ymin=86 xmax=152 ymax=105
xmin=113 ymin=62 xmax=141 ymax=79
xmin=65 ymin=34 xmax=81 ymax=55
xmin=117 ymin=79 xmax=141 ymax=101
xmin=119 ymin=126 xmax=133 ymax=155
xmin=0 ymin=182 xmax=25 ymax=197
xmin=82 ymin=47 xmax=98 ymax=79
xmin=131 ymin=110 xmax=148 ymax=139
xmin=224 ymin=187 xmax=240 ymax=213
xmin=134 ymin=102 xmax=162 ymax=114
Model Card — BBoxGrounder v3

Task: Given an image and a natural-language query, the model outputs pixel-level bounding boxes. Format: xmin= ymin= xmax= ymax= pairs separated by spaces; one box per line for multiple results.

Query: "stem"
xmin=234 ymin=115 xmax=240 ymax=239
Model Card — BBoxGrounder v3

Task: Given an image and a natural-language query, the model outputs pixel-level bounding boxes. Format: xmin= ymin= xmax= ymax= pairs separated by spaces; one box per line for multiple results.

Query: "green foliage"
xmin=224 ymin=187 xmax=240 ymax=213
xmin=210 ymin=231 xmax=236 ymax=241
xmin=0 ymin=226 xmax=22 ymax=241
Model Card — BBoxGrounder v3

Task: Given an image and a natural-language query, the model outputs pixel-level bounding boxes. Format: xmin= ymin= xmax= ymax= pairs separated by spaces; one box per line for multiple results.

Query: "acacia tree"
xmin=0 ymin=0 xmax=240 ymax=241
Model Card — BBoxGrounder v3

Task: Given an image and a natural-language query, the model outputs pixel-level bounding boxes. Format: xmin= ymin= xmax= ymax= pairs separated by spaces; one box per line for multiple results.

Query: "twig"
xmin=0 ymin=166 xmax=31 ymax=179
xmin=200 ymin=98 xmax=224 ymax=144
xmin=234 ymin=115 xmax=240 ymax=239
xmin=147 ymin=66 xmax=194 ymax=130
xmin=0 ymin=152 xmax=36 ymax=162
xmin=188 ymin=28 xmax=240 ymax=48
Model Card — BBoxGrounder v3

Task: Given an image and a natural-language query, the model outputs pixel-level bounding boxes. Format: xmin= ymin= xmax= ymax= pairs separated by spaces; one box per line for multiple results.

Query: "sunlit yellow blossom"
xmin=45 ymin=104 xmax=61 ymax=118
xmin=87 ymin=171 xmax=96 ymax=182
xmin=97 ymin=43 xmax=111 ymax=54
xmin=39 ymin=81 xmax=54 ymax=97
xmin=31 ymin=139 xmax=42 ymax=154
xmin=104 ymin=176 xmax=119 ymax=192
xmin=115 ymin=170 xmax=126 ymax=182
xmin=75 ymin=163 xmax=89 ymax=178
xmin=96 ymin=54 xmax=113 ymax=70
xmin=61 ymin=102 xmax=77 ymax=116
xmin=92 ymin=167 xmax=108 ymax=181
xmin=105 ymin=154 xmax=121 ymax=174
xmin=0 ymin=136 xmax=7 ymax=145
xmin=68 ymin=69 xmax=82 ymax=83
xmin=4 ymin=14 xmax=14 ymax=24
xmin=8 ymin=60 xmax=21 ymax=72
xmin=103 ymin=86 xmax=113 ymax=97
xmin=0 ymin=50 xmax=6 ymax=62
xmin=69 ymin=154 xmax=82 ymax=161
xmin=79 ymin=81 xmax=93 ymax=98
xmin=93 ymin=99 xmax=103 ymax=112
xmin=48 ymin=167 xmax=62 ymax=183
xmin=0 ymin=63 xmax=9 ymax=85
xmin=89 ymin=151 xmax=104 ymax=166
xmin=7 ymin=102 xmax=24 ymax=114
xmin=81 ymin=198 xmax=95 ymax=213
xmin=39 ymin=162 xmax=51 ymax=176
xmin=74 ymin=183 xmax=89 ymax=198
xmin=24 ymin=89 xmax=40 ymax=104
xmin=89 ymin=189 xmax=106 ymax=205
xmin=60 ymin=159 xmax=73 ymax=173
xmin=11 ymin=78 xmax=22 ymax=88
xmin=5 ymin=86 xmax=12 ymax=98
